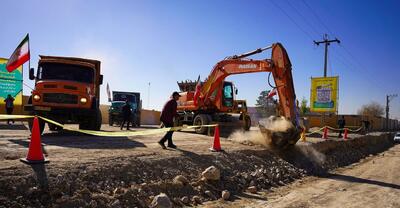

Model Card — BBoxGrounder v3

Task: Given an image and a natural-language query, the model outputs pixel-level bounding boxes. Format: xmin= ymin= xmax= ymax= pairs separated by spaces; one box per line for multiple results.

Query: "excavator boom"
xmin=198 ymin=43 xmax=299 ymax=126
xmin=177 ymin=42 xmax=302 ymax=148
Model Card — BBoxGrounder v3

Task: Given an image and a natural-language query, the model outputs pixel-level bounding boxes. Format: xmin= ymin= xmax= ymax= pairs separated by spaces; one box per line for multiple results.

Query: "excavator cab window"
xmin=223 ymin=82 xmax=234 ymax=107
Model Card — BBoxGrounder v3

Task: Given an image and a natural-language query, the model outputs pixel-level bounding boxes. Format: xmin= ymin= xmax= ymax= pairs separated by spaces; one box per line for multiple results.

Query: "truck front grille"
xmin=43 ymin=93 xmax=78 ymax=104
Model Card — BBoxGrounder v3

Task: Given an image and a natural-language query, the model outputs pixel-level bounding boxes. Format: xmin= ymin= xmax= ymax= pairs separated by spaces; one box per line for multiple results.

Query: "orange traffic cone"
xmin=209 ymin=125 xmax=222 ymax=152
xmin=20 ymin=117 xmax=49 ymax=164
xmin=322 ymin=127 xmax=328 ymax=139
xmin=343 ymin=128 xmax=348 ymax=140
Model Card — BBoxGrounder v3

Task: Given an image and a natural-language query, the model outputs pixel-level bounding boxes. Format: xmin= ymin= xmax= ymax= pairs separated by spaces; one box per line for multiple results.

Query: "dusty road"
xmin=210 ymin=144 xmax=400 ymax=208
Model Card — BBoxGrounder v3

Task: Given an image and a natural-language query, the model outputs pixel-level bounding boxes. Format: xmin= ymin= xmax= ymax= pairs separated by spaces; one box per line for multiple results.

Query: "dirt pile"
xmin=0 ymin=133 xmax=394 ymax=207
xmin=0 ymin=150 xmax=306 ymax=207
xmin=278 ymin=133 xmax=395 ymax=175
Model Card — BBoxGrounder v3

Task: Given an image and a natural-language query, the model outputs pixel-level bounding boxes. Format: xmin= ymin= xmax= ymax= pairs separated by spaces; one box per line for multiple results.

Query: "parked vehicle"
xmin=108 ymin=91 xmax=141 ymax=127
xmin=24 ymin=56 xmax=103 ymax=134
xmin=394 ymin=132 xmax=400 ymax=143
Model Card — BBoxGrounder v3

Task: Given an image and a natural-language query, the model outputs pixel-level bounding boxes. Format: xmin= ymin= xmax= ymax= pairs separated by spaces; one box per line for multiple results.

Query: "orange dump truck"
xmin=24 ymin=56 xmax=103 ymax=134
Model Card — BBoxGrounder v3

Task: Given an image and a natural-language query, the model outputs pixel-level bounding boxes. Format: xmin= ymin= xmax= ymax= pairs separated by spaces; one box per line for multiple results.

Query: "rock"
xmin=89 ymin=200 xmax=97 ymax=207
xmin=247 ymin=186 xmax=257 ymax=194
xmin=201 ymin=166 xmax=220 ymax=181
xmin=181 ymin=196 xmax=190 ymax=204
xmin=192 ymin=195 xmax=202 ymax=204
xmin=221 ymin=190 xmax=230 ymax=200
xmin=110 ymin=199 xmax=121 ymax=207
xmin=173 ymin=175 xmax=189 ymax=186
xmin=151 ymin=193 xmax=172 ymax=208
xmin=205 ymin=190 xmax=214 ymax=198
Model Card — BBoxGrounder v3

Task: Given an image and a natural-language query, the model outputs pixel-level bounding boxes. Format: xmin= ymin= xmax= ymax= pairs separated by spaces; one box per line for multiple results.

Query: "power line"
xmin=285 ymin=0 xmax=321 ymax=37
xmin=300 ymin=0 xmax=336 ymax=37
xmin=269 ymin=0 xmax=315 ymax=41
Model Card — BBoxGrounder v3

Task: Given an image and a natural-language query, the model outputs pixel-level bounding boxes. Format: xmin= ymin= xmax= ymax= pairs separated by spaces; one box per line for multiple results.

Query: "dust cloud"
xmin=229 ymin=116 xmax=295 ymax=148
xmin=229 ymin=129 xmax=272 ymax=147
xmin=297 ymin=145 xmax=326 ymax=165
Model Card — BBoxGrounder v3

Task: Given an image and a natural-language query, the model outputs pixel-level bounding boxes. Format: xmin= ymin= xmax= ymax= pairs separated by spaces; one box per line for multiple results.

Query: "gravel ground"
xmin=0 ymin=122 xmax=395 ymax=207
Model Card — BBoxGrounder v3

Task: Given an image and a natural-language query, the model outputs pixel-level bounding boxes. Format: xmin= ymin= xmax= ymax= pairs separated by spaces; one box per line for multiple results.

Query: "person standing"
xmin=158 ymin=91 xmax=180 ymax=149
xmin=338 ymin=115 xmax=346 ymax=138
xmin=4 ymin=94 xmax=15 ymax=125
xmin=120 ymin=100 xmax=132 ymax=130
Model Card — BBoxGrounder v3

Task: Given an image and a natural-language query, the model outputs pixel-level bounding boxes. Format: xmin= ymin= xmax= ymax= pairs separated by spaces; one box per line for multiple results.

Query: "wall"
xmin=99 ymin=104 xmax=161 ymax=125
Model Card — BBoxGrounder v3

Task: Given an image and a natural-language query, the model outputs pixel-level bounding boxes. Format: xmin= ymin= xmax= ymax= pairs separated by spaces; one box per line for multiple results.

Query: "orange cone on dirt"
xmin=322 ymin=127 xmax=328 ymax=139
xmin=209 ymin=125 xmax=222 ymax=152
xmin=343 ymin=128 xmax=348 ymax=140
xmin=20 ymin=117 xmax=49 ymax=164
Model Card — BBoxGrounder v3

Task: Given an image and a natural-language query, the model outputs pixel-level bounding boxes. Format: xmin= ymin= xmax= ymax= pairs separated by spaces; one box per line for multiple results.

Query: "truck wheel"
xmin=92 ymin=109 xmax=102 ymax=130
xmin=28 ymin=117 xmax=45 ymax=135
xmin=80 ymin=109 xmax=102 ymax=131
xmin=48 ymin=123 xmax=63 ymax=131
xmin=243 ymin=115 xmax=251 ymax=131
xmin=109 ymin=115 xmax=113 ymax=126
xmin=193 ymin=114 xmax=210 ymax=134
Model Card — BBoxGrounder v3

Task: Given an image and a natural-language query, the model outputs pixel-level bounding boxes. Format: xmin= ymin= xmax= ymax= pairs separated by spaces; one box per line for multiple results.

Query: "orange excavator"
xmin=176 ymin=43 xmax=302 ymax=148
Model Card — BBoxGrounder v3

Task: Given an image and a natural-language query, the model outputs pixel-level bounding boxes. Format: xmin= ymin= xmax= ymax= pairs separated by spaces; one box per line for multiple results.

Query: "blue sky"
xmin=0 ymin=0 xmax=399 ymax=118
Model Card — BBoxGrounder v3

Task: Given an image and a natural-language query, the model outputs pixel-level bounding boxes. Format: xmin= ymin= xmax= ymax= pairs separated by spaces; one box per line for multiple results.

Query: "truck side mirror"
xmin=99 ymin=75 xmax=103 ymax=85
xmin=235 ymin=89 xmax=238 ymax=95
xmin=29 ymin=68 xmax=35 ymax=80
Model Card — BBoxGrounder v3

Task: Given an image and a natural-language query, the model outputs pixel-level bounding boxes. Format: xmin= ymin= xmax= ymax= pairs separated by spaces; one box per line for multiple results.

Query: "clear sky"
xmin=0 ymin=0 xmax=399 ymax=118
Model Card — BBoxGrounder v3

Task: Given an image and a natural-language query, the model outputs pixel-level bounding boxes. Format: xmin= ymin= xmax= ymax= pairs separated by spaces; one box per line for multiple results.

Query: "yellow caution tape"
xmin=0 ymin=114 xmax=217 ymax=137
xmin=1 ymin=114 xmax=364 ymax=137
xmin=305 ymin=127 xmax=325 ymax=136
xmin=0 ymin=115 xmax=34 ymax=119
xmin=304 ymin=125 xmax=363 ymax=136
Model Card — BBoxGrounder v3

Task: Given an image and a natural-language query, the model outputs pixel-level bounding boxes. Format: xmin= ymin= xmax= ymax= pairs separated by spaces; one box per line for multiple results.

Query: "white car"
xmin=394 ymin=133 xmax=400 ymax=143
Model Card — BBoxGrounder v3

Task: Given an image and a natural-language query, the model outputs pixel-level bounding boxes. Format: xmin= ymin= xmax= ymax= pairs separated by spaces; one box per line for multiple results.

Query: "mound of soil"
xmin=0 ymin=133 xmax=394 ymax=207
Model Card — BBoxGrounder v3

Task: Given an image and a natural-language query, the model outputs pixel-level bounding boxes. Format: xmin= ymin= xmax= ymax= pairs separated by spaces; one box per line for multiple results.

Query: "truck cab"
xmin=25 ymin=56 xmax=103 ymax=133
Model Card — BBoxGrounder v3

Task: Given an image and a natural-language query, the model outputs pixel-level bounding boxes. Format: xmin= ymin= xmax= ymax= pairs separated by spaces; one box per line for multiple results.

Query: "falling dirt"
xmin=230 ymin=116 xmax=296 ymax=148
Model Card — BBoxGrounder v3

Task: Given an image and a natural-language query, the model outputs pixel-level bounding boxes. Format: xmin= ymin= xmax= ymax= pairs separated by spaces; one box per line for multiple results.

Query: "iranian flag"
xmin=6 ymin=34 xmax=30 ymax=72
xmin=266 ymin=88 xmax=277 ymax=99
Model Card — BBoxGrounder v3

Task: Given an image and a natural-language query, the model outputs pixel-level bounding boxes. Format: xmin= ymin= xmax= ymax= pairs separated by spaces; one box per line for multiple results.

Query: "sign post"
xmin=310 ymin=76 xmax=339 ymax=126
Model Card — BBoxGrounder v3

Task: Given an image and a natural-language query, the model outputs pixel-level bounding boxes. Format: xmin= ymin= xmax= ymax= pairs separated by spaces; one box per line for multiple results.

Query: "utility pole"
xmin=314 ymin=34 xmax=340 ymax=77
xmin=386 ymin=94 xmax=398 ymax=130
xmin=147 ymin=82 xmax=151 ymax=109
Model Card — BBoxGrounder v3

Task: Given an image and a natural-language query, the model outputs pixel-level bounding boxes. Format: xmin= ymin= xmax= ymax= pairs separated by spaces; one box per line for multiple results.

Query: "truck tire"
xmin=28 ymin=117 xmax=45 ymax=135
xmin=80 ymin=109 xmax=102 ymax=131
xmin=48 ymin=123 xmax=63 ymax=131
xmin=92 ymin=109 xmax=102 ymax=130
xmin=243 ymin=115 xmax=251 ymax=131
xmin=193 ymin=114 xmax=210 ymax=134
xmin=109 ymin=115 xmax=113 ymax=126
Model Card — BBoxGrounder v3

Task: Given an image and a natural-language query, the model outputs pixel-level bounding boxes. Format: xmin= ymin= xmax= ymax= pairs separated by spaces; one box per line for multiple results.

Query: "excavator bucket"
xmin=258 ymin=116 xmax=302 ymax=149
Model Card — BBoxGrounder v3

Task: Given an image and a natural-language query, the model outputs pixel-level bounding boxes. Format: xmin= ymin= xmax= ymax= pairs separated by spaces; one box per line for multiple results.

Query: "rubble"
xmin=0 ymin=133 xmax=394 ymax=207
xmin=150 ymin=193 xmax=172 ymax=208
xmin=221 ymin=190 xmax=230 ymax=200
xmin=201 ymin=166 xmax=220 ymax=181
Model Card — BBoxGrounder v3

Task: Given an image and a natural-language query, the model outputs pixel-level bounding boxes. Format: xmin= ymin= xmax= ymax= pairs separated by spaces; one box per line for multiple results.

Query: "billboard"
xmin=310 ymin=76 xmax=338 ymax=112
xmin=0 ymin=58 xmax=23 ymax=113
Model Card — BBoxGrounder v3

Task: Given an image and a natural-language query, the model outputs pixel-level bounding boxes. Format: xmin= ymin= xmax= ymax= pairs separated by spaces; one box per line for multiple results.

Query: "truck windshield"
xmin=114 ymin=94 xmax=136 ymax=104
xmin=38 ymin=63 xmax=94 ymax=83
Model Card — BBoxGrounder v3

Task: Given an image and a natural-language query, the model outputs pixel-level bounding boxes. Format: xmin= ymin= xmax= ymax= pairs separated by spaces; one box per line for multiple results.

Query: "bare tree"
xmin=357 ymin=102 xmax=384 ymax=117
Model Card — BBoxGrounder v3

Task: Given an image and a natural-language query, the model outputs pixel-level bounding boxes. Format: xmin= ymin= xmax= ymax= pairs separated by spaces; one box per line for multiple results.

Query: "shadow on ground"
xmin=8 ymin=135 xmax=146 ymax=149
xmin=0 ymin=122 xmax=28 ymax=130
xmin=323 ymin=173 xmax=400 ymax=190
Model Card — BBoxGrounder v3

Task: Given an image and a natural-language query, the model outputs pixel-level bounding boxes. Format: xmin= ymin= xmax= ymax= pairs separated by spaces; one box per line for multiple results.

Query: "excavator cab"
xmin=222 ymin=82 xmax=234 ymax=107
